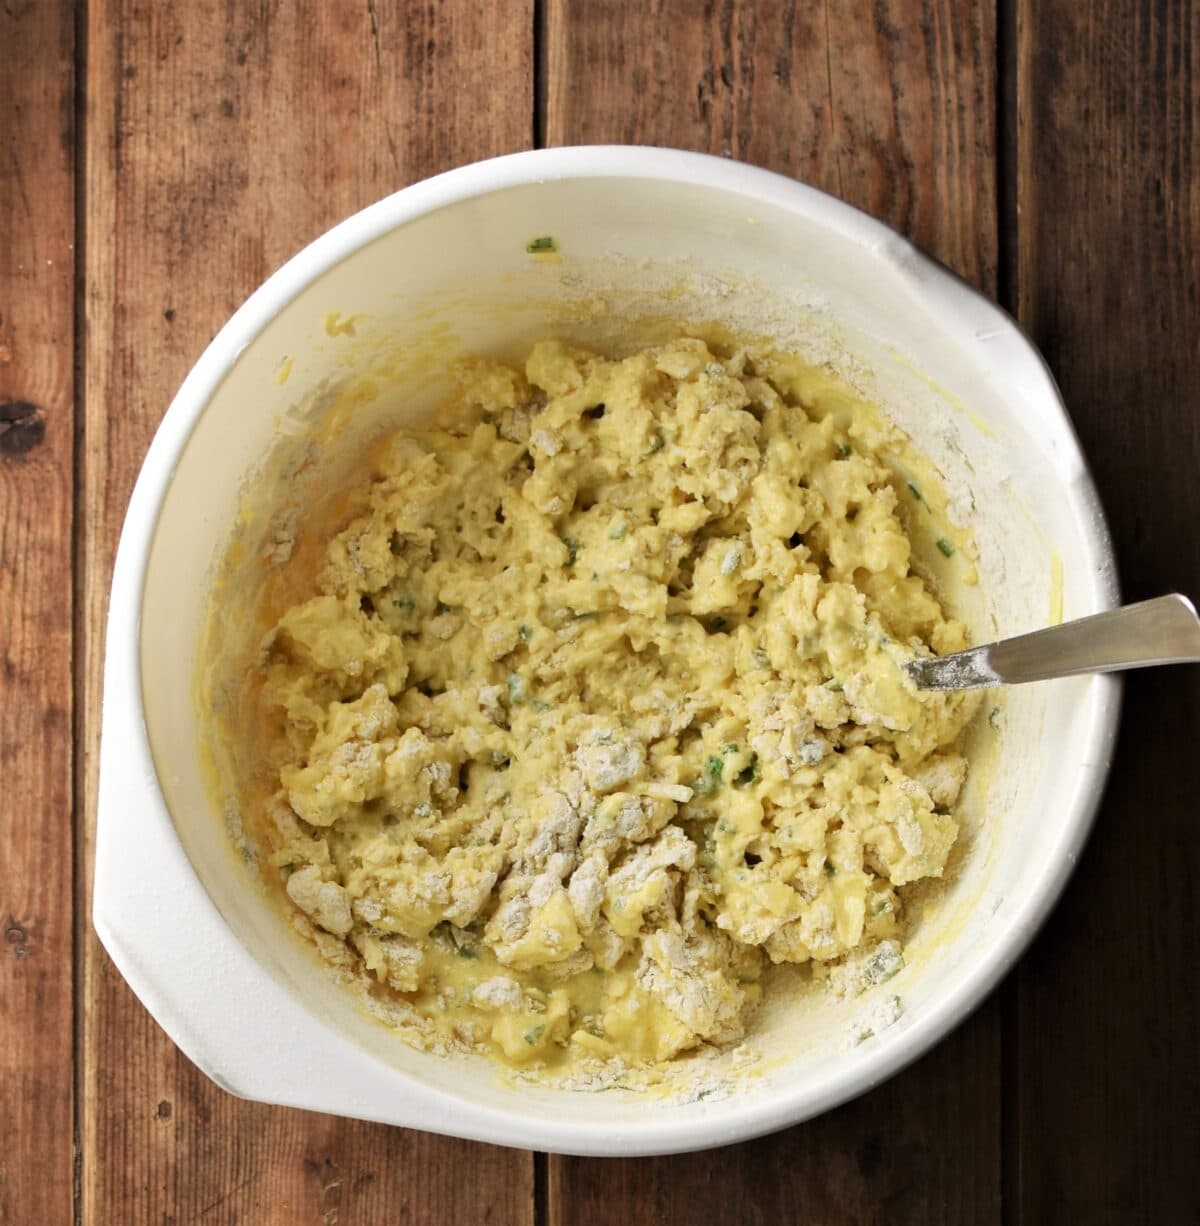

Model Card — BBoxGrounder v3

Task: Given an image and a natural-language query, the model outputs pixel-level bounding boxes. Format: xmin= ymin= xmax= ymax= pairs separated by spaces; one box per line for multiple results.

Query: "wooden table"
xmin=3 ymin=1 xmax=1197 ymax=1221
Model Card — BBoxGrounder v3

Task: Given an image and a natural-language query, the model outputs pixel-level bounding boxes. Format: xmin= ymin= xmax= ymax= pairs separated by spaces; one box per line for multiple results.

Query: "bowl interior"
xmin=122 ymin=160 xmax=1116 ymax=1150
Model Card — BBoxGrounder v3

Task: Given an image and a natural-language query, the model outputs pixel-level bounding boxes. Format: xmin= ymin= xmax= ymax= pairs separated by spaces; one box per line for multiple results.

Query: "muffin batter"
xmin=210 ymin=337 xmax=979 ymax=1071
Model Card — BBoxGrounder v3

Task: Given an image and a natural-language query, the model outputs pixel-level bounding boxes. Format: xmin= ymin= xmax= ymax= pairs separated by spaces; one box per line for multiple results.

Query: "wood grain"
xmin=0 ymin=1 xmax=76 ymax=1222
xmin=1013 ymin=0 xmax=1200 ymax=1219
xmin=543 ymin=2 xmax=1001 ymax=1221
xmin=544 ymin=0 xmax=996 ymax=286
xmin=79 ymin=2 xmax=534 ymax=1222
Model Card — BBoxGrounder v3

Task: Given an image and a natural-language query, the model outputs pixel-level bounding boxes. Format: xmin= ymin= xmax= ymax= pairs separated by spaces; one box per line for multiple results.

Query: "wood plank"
xmin=544 ymin=2 xmax=1001 ymax=1221
xmin=1013 ymin=0 xmax=1200 ymax=1219
xmin=544 ymin=0 xmax=996 ymax=286
xmin=79 ymin=2 xmax=534 ymax=1222
xmin=0 ymin=1 xmax=76 ymax=1221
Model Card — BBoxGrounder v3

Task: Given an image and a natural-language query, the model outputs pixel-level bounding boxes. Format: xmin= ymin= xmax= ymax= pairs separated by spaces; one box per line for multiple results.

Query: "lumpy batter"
xmin=208 ymin=337 xmax=980 ymax=1072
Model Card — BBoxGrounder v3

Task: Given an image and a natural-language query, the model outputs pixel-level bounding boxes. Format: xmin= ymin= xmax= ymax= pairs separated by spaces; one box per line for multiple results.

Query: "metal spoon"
xmin=905 ymin=593 xmax=1200 ymax=691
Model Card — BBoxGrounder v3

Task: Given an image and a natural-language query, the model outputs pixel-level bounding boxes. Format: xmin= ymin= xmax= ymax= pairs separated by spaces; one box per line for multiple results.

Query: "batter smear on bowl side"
xmin=204 ymin=337 xmax=980 ymax=1076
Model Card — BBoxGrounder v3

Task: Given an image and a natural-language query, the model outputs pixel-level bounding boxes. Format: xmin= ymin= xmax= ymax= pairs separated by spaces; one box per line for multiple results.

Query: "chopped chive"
xmin=523 ymin=1024 xmax=546 ymax=1045
xmin=988 ymin=705 xmax=1001 ymax=730
xmin=837 ymin=442 xmax=852 ymax=458
xmin=525 ymin=235 xmax=557 ymax=254
xmin=936 ymin=537 xmax=955 ymax=558
xmin=456 ymin=944 xmax=478 ymax=959
xmin=608 ymin=522 xmax=629 ymax=540
xmin=561 ymin=536 xmax=581 ymax=566
xmin=734 ymin=754 xmax=760 ymax=788
xmin=693 ymin=755 xmax=725 ymax=796
xmin=518 ymin=624 xmax=531 ymax=642
xmin=826 ymin=678 xmax=844 ymax=693
xmin=906 ymin=481 xmax=923 ymax=502
xmin=506 ymin=672 xmax=526 ymax=704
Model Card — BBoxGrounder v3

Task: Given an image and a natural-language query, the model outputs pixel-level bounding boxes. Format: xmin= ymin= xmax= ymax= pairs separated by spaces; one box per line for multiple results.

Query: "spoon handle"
xmin=905 ymin=594 xmax=1200 ymax=691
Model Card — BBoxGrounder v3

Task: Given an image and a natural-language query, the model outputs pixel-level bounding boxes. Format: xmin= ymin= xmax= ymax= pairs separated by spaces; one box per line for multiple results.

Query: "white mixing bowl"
xmin=95 ymin=147 xmax=1119 ymax=1155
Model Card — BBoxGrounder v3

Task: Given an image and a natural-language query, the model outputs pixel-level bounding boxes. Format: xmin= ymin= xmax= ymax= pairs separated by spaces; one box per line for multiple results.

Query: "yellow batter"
xmin=208 ymin=337 xmax=979 ymax=1072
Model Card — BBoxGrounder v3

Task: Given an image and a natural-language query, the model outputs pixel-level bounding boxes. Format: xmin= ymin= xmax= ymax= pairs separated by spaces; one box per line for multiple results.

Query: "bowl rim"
xmin=95 ymin=145 xmax=1121 ymax=1156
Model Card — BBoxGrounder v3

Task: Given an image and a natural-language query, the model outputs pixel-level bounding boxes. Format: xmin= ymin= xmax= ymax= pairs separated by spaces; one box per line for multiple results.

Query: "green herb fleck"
xmin=394 ymin=597 xmax=415 ymax=618
xmin=936 ymin=537 xmax=955 ymax=558
xmin=734 ymin=753 xmax=760 ymax=788
xmin=872 ymin=899 xmax=893 ymax=917
xmin=824 ymin=860 xmax=836 ymax=878
xmin=562 ymin=536 xmax=581 ymax=566
xmin=753 ymin=648 xmax=771 ymax=668
xmin=826 ymin=678 xmax=844 ymax=693
xmin=506 ymin=671 xmax=527 ymax=704
xmin=648 ymin=431 xmax=665 ymax=454
xmin=531 ymin=699 xmax=551 ymax=713
xmin=837 ymin=442 xmax=852 ymax=458
xmin=737 ymin=976 xmax=760 ymax=986
xmin=693 ymin=755 xmax=725 ymax=796
xmin=525 ymin=235 xmax=557 ymax=254
xmin=907 ymin=481 xmax=924 ymax=502
xmin=456 ymin=944 xmax=479 ymax=960
xmin=988 ymin=705 xmax=1001 ymax=730
xmin=518 ymin=624 xmax=532 ymax=642
xmin=523 ymin=1024 xmax=546 ymax=1045
xmin=608 ymin=522 xmax=629 ymax=540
